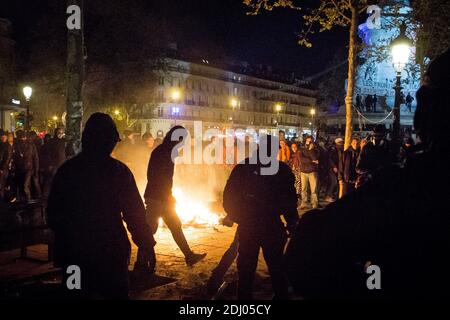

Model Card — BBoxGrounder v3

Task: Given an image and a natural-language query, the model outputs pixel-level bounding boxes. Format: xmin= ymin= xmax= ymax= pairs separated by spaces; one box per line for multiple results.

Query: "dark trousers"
xmin=61 ymin=260 xmax=129 ymax=300
xmin=207 ymin=230 xmax=239 ymax=293
xmin=16 ymin=170 xmax=32 ymax=201
xmin=136 ymin=199 xmax=192 ymax=269
xmin=237 ymin=222 xmax=288 ymax=300
xmin=326 ymin=170 xmax=338 ymax=198
xmin=342 ymin=182 xmax=356 ymax=196
xmin=0 ymin=170 xmax=8 ymax=200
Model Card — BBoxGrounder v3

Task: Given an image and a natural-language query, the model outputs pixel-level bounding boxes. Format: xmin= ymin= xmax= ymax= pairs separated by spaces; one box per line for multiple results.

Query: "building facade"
xmin=130 ymin=57 xmax=316 ymax=140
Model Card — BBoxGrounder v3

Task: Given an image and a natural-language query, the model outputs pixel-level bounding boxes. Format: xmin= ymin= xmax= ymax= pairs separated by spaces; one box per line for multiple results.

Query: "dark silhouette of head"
xmin=82 ymin=113 xmax=120 ymax=157
xmin=414 ymin=48 xmax=450 ymax=151
xmin=162 ymin=125 xmax=188 ymax=149
xmin=15 ymin=130 xmax=26 ymax=141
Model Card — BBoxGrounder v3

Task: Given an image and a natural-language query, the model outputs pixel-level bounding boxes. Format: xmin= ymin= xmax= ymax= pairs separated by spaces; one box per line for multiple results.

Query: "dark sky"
xmin=1 ymin=0 xmax=348 ymax=78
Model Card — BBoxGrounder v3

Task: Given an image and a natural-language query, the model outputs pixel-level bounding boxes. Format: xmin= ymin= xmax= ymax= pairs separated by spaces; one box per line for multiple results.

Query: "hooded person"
xmin=285 ymin=49 xmax=450 ymax=299
xmin=47 ymin=113 xmax=156 ymax=299
xmin=140 ymin=125 xmax=206 ymax=268
xmin=223 ymin=134 xmax=298 ymax=299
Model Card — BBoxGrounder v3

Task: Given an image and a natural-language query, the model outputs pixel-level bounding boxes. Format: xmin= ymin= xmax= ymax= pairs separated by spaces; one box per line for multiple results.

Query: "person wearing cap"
xmin=285 ymin=49 xmax=450 ymax=299
xmin=47 ymin=113 xmax=156 ymax=299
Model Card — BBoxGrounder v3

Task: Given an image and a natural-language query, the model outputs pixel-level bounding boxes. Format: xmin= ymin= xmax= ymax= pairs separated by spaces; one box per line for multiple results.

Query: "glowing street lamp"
xmin=390 ymin=21 xmax=412 ymax=143
xmin=310 ymin=108 xmax=316 ymax=134
xmin=230 ymin=98 xmax=239 ymax=109
xmin=22 ymin=86 xmax=32 ymax=131
xmin=114 ymin=109 xmax=120 ymax=116
xmin=171 ymin=89 xmax=181 ymax=102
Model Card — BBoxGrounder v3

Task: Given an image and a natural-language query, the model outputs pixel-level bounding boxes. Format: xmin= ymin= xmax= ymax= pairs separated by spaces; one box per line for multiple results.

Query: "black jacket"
xmin=356 ymin=139 xmax=392 ymax=175
xmin=0 ymin=142 xmax=13 ymax=172
xmin=46 ymin=138 xmax=67 ymax=168
xmin=13 ymin=140 xmax=39 ymax=173
xmin=144 ymin=143 xmax=175 ymax=202
xmin=223 ymin=158 xmax=298 ymax=229
xmin=343 ymin=147 xmax=360 ymax=183
xmin=47 ymin=153 xmax=155 ymax=267
xmin=299 ymin=146 xmax=319 ymax=173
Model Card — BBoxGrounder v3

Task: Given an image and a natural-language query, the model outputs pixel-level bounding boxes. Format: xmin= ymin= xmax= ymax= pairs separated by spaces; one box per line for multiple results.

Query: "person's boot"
xmin=185 ymin=252 xmax=207 ymax=266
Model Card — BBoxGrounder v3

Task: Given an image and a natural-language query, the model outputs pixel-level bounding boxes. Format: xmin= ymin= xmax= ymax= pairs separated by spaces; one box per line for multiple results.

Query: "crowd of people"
xmin=0 ymin=128 xmax=66 ymax=203
xmin=276 ymin=126 xmax=417 ymax=209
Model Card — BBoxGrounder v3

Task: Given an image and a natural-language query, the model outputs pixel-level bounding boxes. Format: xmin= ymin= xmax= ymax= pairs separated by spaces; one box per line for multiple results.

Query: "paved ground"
xmin=0 ymin=203 xmax=320 ymax=300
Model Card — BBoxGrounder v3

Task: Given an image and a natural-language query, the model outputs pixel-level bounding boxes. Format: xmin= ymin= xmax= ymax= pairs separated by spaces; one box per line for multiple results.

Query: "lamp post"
xmin=53 ymin=115 xmax=58 ymax=129
xmin=23 ymin=86 xmax=32 ymax=131
xmin=230 ymin=98 xmax=239 ymax=127
xmin=310 ymin=108 xmax=316 ymax=136
xmin=171 ymin=89 xmax=181 ymax=125
xmin=275 ymin=103 xmax=282 ymax=127
xmin=390 ymin=22 xmax=412 ymax=145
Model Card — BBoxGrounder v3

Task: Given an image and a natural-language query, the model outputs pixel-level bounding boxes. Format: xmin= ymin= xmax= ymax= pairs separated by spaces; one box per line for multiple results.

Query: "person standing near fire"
xmin=137 ymin=125 xmax=206 ymax=272
xmin=223 ymin=135 xmax=298 ymax=299
xmin=48 ymin=113 xmax=156 ymax=299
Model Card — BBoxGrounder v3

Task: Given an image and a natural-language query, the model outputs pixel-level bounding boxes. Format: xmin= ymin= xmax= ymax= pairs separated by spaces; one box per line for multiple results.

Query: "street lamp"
xmin=275 ymin=104 xmax=282 ymax=127
xmin=310 ymin=108 xmax=316 ymax=135
xmin=230 ymin=98 xmax=238 ymax=109
xmin=22 ymin=86 xmax=32 ymax=131
xmin=171 ymin=90 xmax=182 ymax=125
xmin=52 ymin=115 xmax=58 ymax=129
xmin=171 ymin=89 xmax=181 ymax=102
xmin=390 ymin=22 xmax=412 ymax=144
xmin=114 ymin=109 xmax=120 ymax=116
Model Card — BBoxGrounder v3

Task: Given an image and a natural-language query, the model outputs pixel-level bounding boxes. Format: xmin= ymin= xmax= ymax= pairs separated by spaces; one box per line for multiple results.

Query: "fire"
xmin=172 ymin=187 xmax=222 ymax=226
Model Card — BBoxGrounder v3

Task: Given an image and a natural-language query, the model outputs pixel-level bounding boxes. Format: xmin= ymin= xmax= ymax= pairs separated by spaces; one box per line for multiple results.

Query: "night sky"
xmin=1 ymin=0 xmax=348 ymax=78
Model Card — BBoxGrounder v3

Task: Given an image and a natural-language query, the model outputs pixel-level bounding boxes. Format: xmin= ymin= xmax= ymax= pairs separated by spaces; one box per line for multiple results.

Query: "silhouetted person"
xmin=299 ymin=136 xmax=319 ymax=209
xmin=355 ymin=124 xmax=392 ymax=188
xmin=47 ymin=113 xmax=156 ymax=299
xmin=42 ymin=128 xmax=66 ymax=196
xmin=342 ymin=137 xmax=360 ymax=195
xmin=364 ymin=95 xmax=372 ymax=112
xmin=13 ymin=130 xmax=40 ymax=201
xmin=324 ymin=138 xmax=343 ymax=202
xmin=0 ymin=131 xmax=13 ymax=200
xmin=406 ymin=93 xmax=414 ymax=112
xmin=206 ymin=216 xmax=238 ymax=296
xmin=372 ymin=94 xmax=378 ymax=112
xmin=141 ymin=125 xmax=206 ymax=268
xmin=355 ymin=94 xmax=362 ymax=112
xmin=223 ymin=135 xmax=298 ymax=299
xmin=285 ymin=49 xmax=450 ymax=299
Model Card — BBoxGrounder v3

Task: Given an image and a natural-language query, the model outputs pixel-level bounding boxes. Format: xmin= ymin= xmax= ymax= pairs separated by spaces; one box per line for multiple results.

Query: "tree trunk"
xmin=340 ymin=5 xmax=358 ymax=199
xmin=65 ymin=0 xmax=85 ymax=158
xmin=344 ymin=6 xmax=358 ymax=151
